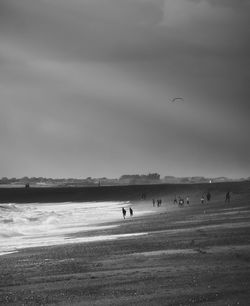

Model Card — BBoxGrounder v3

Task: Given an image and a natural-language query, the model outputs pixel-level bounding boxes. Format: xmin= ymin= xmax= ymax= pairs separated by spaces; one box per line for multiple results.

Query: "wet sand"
xmin=0 ymin=181 xmax=250 ymax=305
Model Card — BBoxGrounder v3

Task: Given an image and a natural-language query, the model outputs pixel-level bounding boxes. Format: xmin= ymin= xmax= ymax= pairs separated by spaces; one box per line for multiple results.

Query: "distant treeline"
xmin=119 ymin=173 xmax=160 ymax=184
xmin=0 ymin=174 xmax=248 ymax=187
xmin=0 ymin=173 xmax=161 ymax=187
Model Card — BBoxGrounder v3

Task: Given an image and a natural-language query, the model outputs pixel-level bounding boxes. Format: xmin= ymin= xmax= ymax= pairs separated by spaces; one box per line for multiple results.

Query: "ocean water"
xmin=0 ymin=201 xmax=147 ymax=256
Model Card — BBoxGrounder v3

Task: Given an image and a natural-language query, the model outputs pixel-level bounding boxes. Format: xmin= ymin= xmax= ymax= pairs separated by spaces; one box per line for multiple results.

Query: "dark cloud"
xmin=0 ymin=0 xmax=249 ymax=178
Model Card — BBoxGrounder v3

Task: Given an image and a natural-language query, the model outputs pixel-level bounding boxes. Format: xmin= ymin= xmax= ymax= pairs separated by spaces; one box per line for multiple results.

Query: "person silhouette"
xmin=122 ymin=207 xmax=126 ymax=219
xmin=225 ymin=192 xmax=230 ymax=204
xmin=206 ymin=192 xmax=211 ymax=202
xmin=129 ymin=207 xmax=133 ymax=217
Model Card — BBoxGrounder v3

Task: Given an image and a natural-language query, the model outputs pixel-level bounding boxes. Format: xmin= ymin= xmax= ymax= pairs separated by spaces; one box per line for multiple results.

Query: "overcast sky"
xmin=1 ymin=0 xmax=249 ymax=179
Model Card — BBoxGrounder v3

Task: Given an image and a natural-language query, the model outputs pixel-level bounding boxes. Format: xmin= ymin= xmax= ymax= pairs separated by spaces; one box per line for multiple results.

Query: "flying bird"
xmin=169 ymin=97 xmax=184 ymax=103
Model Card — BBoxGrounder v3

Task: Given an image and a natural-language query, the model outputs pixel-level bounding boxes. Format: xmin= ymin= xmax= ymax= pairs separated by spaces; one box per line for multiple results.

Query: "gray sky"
xmin=1 ymin=0 xmax=249 ymax=179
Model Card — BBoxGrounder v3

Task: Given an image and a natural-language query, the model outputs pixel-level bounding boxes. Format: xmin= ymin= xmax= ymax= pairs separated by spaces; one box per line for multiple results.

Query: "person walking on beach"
xmin=179 ymin=198 xmax=184 ymax=206
xmin=186 ymin=196 xmax=190 ymax=205
xmin=174 ymin=196 xmax=177 ymax=204
xmin=152 ymin=199 xmax=155 ymax=207
xmin=157 ymin=199 xmax=162 ymax=207
xmin=201 ymin=195 xmax=205 ymax=204
xmin=122 ymin=207 xmax=126 ymax=219
xmin=206 ymin=192 xmax=211 ymax=202
xmin=225 ymin=192 xmax=230 ymax=204
xmin=129 ymin=207 xmax=133 ymax=217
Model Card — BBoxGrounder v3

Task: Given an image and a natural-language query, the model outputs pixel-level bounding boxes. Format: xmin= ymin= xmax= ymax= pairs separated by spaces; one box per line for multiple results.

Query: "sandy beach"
xmin=0 ymin=181 xmax=250 ymax=305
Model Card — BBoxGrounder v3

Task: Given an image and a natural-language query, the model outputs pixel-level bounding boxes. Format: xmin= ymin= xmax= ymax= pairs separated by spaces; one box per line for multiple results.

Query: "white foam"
xmin=0 ymin=201 xmax=146 ymax=255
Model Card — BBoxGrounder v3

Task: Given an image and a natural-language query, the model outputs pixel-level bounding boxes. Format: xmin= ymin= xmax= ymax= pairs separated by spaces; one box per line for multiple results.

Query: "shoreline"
xmin=0 ymin=200 xmax=157 ymax=257
xmin=0 ymin=181 xmax=250 ymax=305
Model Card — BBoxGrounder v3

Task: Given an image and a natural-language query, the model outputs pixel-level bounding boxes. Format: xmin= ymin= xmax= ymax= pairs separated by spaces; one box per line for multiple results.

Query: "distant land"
xmin=0 ymin=173 xmax=249 ymax=188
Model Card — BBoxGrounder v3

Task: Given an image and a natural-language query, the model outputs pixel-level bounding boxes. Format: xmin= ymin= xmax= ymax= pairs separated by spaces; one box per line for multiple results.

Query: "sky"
xmin=0 ymin=0 xmax=249 ymax=179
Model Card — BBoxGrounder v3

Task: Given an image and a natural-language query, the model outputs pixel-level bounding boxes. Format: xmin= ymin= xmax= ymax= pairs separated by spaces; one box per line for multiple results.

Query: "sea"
xmin=0 ymin=201 xmax=148 ymax=256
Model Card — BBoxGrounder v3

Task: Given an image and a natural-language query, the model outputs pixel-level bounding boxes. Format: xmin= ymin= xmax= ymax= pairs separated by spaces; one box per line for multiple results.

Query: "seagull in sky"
xmin=169 ymin=97 xmax=184 ymax=103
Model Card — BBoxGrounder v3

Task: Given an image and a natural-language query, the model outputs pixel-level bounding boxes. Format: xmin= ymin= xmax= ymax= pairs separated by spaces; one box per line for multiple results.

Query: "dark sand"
xmin=0 ymin=181 xmax=250 ymax=305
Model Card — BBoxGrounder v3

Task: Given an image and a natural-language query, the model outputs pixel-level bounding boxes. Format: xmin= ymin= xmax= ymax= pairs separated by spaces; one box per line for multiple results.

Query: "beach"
xmin=0 ymin=181 xmax=250 ymax=305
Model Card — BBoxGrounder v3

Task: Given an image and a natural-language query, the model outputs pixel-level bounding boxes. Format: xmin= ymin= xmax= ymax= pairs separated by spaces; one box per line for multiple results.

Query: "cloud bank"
xmin=0 ymin=0 xmax=249 ymax=178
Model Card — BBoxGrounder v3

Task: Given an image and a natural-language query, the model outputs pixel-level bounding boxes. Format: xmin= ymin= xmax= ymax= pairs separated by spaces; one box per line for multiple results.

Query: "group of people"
xmin=152 ymin=198 xmax=162 ymax=207
xmin=201 ymin=192 xmax=212 ymax=204
xmin=173 ymin=196 xmax=189 ymax=206
xmin=122 ymin=207 xmax=133 ymax=219
xmin=151 ymin=190 xmax=232 ymax=208
xmin=152 ymin=196 xmax=190 ymax=207
xmin=123 ymin=190 xmax=231 ymax=218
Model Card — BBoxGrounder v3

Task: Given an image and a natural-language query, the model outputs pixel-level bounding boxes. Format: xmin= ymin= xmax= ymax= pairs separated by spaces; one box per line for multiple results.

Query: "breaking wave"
xmin=0 ymin=201 xmax=131 ymax=255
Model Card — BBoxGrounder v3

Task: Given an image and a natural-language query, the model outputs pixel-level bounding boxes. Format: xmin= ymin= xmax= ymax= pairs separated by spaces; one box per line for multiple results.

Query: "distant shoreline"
xmin=0 ymin=181 xmax=248 ymax=203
